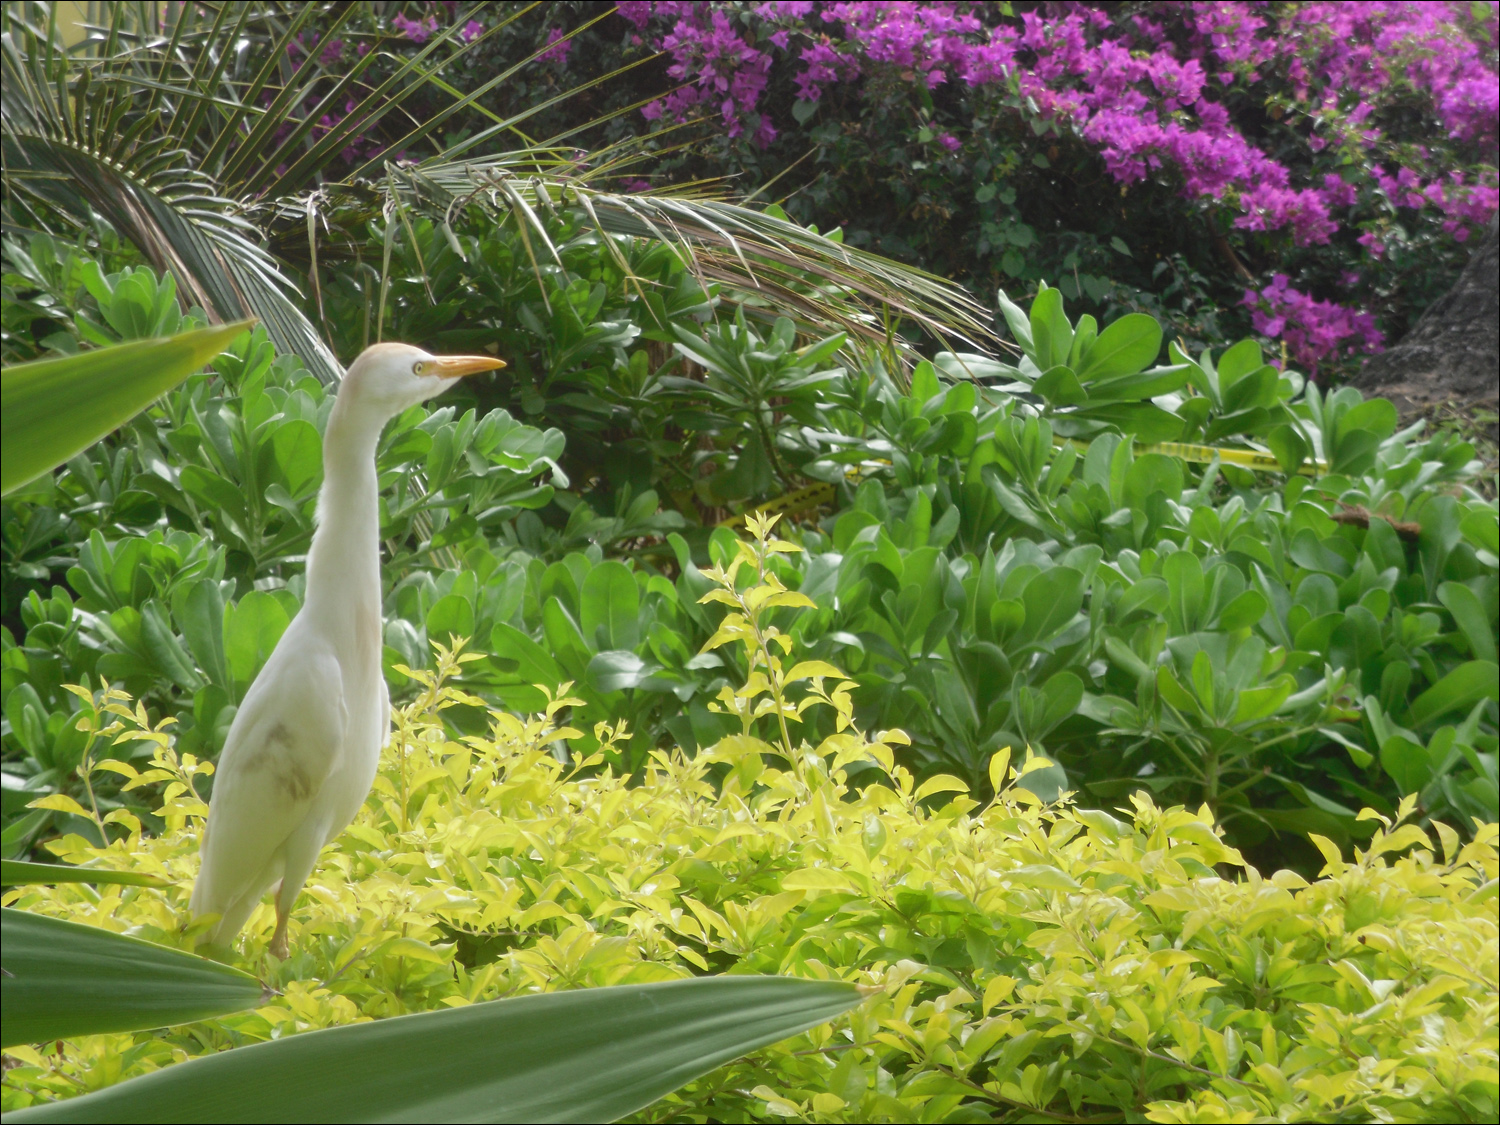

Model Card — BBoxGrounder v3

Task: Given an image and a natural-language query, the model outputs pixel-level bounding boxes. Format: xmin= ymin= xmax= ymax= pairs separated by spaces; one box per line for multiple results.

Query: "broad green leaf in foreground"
xmin=0 ymin=859 xmax=169 ymax=886
xmin=1 ymin=908 xmax=264 ymax=1048
xmin=0 ymin=320 xmax=254 ymax=494
xmin=7 ymin=975 xmax=864 ymax=1124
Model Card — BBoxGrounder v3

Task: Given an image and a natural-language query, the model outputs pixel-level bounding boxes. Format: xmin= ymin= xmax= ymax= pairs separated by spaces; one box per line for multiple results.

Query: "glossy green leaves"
xmin=1075 ymin=312 xmax=1162 ymax=381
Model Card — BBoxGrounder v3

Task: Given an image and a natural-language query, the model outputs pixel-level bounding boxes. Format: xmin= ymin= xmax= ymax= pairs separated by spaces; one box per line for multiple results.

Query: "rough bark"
xmin=1354 ymin=215 xmax=1498 ymax=421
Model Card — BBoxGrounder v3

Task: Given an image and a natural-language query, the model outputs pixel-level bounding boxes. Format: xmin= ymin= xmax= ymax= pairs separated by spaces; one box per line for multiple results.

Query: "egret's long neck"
xmin=304 ymin=392 xmax=384 ymax=653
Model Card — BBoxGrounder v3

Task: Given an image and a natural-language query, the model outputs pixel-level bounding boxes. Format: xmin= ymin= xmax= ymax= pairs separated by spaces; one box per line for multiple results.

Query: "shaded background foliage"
xmin=2 ymin=1 xmax=1496 ymax=881
xmin=360 ymin=0 xmax=1499 ymax=377
xmin=5 ymin=229 xmax=1494 ymax=881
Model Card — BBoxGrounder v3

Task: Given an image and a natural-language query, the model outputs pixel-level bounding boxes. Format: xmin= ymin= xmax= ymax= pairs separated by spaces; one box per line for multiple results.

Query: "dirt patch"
xmin=1352 ymin=215 xmax=1498 ymax=451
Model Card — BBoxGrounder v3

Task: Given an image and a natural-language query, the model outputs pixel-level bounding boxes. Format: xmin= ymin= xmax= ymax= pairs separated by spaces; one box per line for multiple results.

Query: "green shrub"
xmin=4 ymin=245 xmax=1497 ymax=866
xmin=4 ymin=524 xmax=1496 ymax=1121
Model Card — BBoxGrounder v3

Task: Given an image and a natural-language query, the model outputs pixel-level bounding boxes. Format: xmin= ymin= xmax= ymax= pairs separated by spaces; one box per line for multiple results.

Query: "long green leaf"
xmin=0 ymin=859 xmax=169 ymax=887
xmin=1407 ymin=660 xmax=1500 ymax=728
xmin=6 ymin=975 xmax=864 ymax=1123
xmin=1 ymin=907 xmax=265 ymax=1048
xmin=0 ymin=320 xmax=252 ymax=494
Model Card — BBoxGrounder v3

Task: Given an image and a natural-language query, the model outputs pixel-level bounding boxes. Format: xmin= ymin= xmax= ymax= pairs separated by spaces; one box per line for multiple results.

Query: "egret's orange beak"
xmin=426 ymin=354 xmax=507 ymax=378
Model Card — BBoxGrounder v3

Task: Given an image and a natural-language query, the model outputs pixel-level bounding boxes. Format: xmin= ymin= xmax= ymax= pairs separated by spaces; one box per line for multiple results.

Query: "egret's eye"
xmin=412 ymin=361 xmax=426 ymax=376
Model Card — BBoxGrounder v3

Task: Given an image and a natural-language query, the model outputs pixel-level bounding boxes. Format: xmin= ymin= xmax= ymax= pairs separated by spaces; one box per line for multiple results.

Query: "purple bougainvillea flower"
xmin=614 ymin=0 xmax=1495 ymax=357
xmin=1244 ymin=273 xmax=1384 ymax=370
xmin=392 ymin=13 xmax=438 ymax=43
xmin=538 ymin=27 xmax=572 ymax=64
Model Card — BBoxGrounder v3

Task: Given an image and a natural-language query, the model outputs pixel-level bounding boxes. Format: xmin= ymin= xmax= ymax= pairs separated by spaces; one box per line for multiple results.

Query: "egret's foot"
xmin=269 ymin=912 xmax=290 ymax=960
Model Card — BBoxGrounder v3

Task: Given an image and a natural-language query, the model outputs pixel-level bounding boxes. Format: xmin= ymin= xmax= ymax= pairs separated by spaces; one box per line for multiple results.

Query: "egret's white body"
xmin=190 ymin=343 xmax=504 ymax=955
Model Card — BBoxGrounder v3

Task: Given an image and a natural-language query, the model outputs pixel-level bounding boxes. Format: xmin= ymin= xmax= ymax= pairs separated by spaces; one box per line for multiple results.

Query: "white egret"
xmin=190 ymin=343 xmax=505 ymax=957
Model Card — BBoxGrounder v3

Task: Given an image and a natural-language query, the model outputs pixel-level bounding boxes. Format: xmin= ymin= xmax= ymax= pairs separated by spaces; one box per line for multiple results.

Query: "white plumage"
xmin=190 ymin=343 xmax=505 ymax=956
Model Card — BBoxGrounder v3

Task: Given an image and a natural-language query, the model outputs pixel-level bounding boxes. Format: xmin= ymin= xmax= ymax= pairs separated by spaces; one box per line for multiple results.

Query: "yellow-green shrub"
xmin=4 ymin=519 xmax=1496 ymax=1122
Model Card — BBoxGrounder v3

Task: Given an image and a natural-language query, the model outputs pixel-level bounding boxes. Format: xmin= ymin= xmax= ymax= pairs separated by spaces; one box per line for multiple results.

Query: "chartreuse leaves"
xmin=1 ymin=908 xmax=264 ymax=1048
xmin=6 ymin=977 xmax=862 ymax=1125
xmin=1 ymin=321 xmax=254 ymax=494
xmin=7 ymin=669 xmax=1495 ymax=1125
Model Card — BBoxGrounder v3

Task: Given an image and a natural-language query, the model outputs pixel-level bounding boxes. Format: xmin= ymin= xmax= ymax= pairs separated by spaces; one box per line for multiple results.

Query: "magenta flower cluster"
xmin=537 ymin=28 xmax=573 ymax=66
xmin=390 ymin=11 xmax=439 ymax=43
xmin=628 ymin=2 xmax=788 ymax=143
xmin=1244 ymin=274 xmax=1384 ymax=362
xmin=619 ymin=1 xmax=1498 ymax=369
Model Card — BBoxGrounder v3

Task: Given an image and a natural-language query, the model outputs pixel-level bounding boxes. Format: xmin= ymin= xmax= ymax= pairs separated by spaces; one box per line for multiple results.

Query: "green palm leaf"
xmin=1 ymin=859 xmax=170 ymax=886
xmin=7 ymin=975 xmax=863 ymax=1123
xmin=1 ymin=907 xmax=266 ymax=1048
xmin=279 ymin=159 xmax=997 ymax=361
xmin=1 ymin=318 xmax=253 ymax=494
xmin=3 ymin=0 xmax=997 ymax=387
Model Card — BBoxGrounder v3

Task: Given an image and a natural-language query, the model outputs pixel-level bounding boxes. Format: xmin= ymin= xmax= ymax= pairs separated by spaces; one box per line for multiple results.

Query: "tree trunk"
xmin=1353 ymin=215 xmax=1498 ymax=430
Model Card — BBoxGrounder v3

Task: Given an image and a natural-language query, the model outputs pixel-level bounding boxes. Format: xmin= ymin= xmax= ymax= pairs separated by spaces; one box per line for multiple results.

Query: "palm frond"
xmin=283 ymin=156 xmax=998 ymax=361
xmin=4 ymin=0 xmax=999 ymax=387
xmin=3 ymin=1 xmax=540 ymax=379
xmin=591 ymin=192 xmax=997 ymax=354
xmin=2 ymin=1 xmax=342 ymax=376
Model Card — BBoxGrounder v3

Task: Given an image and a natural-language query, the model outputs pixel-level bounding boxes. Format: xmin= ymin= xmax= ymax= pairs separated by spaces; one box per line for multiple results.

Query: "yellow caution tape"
xmin=718 ymin=481 xmax=838 ymax=528
xmin=719 ymin=435 xmax=1324 ymax=527
xmin=1059 ymin=437 xmax=1326 ymax=476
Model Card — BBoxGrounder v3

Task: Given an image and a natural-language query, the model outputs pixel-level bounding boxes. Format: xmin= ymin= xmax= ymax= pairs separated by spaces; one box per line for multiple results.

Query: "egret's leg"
xmin=261 ymin=877 xmax=285 ymax=958
xmin=206 ymin=862 xmax=281 ymax=953
xmin=269 ymin=826 xmax=325 ymax=959
xmin=269 ymin=905 xmax=290 ymax=960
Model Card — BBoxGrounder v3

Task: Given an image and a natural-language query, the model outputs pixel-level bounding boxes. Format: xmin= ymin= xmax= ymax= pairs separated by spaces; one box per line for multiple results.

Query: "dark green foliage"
xmin=2 ymin=218 xmax=1496 ymax=871
xmin=314 ymin=209 xmax=713 ymax=511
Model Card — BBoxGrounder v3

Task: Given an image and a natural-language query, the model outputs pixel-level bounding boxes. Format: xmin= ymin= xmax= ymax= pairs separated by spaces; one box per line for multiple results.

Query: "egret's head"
xmin=340 ymin=342 xmax=505 ymax=416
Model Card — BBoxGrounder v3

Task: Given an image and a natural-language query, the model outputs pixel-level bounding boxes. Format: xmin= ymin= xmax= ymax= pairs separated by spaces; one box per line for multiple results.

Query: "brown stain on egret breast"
xmin=275 ymin=760 xmax=313 ymax=801
xmin=242 ymin=721 xmax=314 ymax=801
